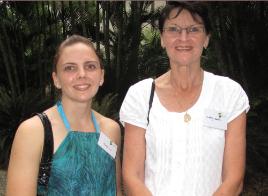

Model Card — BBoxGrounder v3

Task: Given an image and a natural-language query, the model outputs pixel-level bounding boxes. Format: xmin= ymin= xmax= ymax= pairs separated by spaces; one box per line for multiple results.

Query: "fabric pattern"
xmin=37 ymin=108 xmax=116 ymax=196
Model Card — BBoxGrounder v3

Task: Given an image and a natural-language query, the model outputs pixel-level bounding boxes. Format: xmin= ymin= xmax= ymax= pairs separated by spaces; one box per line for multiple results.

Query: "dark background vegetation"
xmin=0 ymin=1 xmax=267 ymax=195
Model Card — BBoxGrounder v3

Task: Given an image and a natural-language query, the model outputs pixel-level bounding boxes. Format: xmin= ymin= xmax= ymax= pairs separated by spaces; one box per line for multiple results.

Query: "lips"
xmin=175 ymin=46 xmax=193 ymax=51
xmin=73 ymin=84 xmax=91 ymax=91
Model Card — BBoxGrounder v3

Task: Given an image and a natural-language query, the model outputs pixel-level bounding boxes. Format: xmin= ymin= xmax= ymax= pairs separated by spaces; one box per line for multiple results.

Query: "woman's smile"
xmin=174 ymin=45 xmax=193 ymax=52
xmin=73 ymin=83 xmax=91 ymax=91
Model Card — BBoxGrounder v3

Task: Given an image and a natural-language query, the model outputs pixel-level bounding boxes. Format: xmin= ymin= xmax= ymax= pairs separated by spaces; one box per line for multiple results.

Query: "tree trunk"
xmin=95 ymin=1 xmax=100 ymax=53
xmin=104 ymin=1 xmax=110 ymax=68
xmin=47 ymin=1 xmax=53 ymax=39
xmin=115 ymin=2 xmax=124 ymax=91
xmin=78 ymin=1 xmax=86 ymax=36
xmin=0 ymin=26 xmax=16 ymax=98
xmin=217 ymin=3 xmax=235 ymax=76
xmin=230 ymin=4 xmax=249 ymax=94
xmin=36 ymin=2 xmax=44 ymax=95
xmin=69 ymin=1 xmax=76 ymax=34
xmin=61 ymin=1 xmax=66 ymax=38
xmin=7 ymin=4 xmax=21 ymax=95
xmin=125 ymin=1 xmax=143 ymax=86
xmin=53 ymin=1 xmax=59 ymax=40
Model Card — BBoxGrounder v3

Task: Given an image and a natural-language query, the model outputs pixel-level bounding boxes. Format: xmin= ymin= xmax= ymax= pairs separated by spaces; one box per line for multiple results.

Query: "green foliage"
xmin=138 ymin=27 xmax=169 ymax=79
xmin=92 ymin=93 xmax=119 ymax=120
xmin=243 ymin=95 xmax=268 ymax=194
xmin=0 ymin=87 xmax=53 ymax=169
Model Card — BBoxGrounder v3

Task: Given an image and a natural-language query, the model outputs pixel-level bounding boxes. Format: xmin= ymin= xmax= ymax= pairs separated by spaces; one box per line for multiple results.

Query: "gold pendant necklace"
xmin=184 ymin=111 xmax=191 ymax=123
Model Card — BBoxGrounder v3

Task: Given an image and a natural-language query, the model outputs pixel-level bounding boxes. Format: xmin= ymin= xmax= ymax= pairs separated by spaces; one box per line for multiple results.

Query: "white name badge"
xmin=203 ymin=109 xmax=228 ymax=130
xmin=98 ymin=132 xmax=117 ymax=159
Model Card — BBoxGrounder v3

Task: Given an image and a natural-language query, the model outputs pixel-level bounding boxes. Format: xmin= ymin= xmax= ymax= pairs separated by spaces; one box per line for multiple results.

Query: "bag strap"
xmin=36 ymin=113 xmax=54 ymax=188
xmin=147 ymin=80 xmax=155 ymax=126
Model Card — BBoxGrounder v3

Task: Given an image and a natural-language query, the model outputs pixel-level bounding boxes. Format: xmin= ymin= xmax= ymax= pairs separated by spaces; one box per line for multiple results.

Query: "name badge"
xmin=98 ymin=132 xmax=117 ymax=159
xmin=203 ymin=109 xmax=228 ymax=130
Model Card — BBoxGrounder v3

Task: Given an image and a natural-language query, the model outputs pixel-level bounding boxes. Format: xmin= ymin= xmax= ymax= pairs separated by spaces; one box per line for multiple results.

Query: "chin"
xmin=71 ymin=95 xmax=95 ymax=103
xmin=72 ymin=99 xmax=92 ymax=105
xmin=172 ymin=61 xmax=190 ymax=67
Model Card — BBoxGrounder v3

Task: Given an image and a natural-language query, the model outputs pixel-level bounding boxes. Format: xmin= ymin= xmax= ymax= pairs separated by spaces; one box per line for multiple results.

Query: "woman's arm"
xmin=101 ymin=117 xmax=123 ymax=196
xmin=6 ymin=117 xmax=43 ymax=196
xmin=122 ymin=123 xmax=152 ymax=196
xmin=213 ymin=111 xmax=247 ymax=196
xmin=114 ymin=127 xmax=123 ymax=196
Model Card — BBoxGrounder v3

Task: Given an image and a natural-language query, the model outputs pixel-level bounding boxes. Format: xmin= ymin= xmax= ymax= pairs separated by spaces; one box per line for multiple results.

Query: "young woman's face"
xmin=52 ymin=43 xmax=104 ymax=103
xmin=161 ymin=8 xmax=209 ymax=68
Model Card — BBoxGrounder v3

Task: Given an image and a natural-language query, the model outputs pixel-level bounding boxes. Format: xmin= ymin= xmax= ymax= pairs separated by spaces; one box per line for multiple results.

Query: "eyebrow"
xmin=62 ymin=61 xmax=98 ymax=66
xmin=84 ymin=61 xmax=98 ymax=64
xmin=168 ymin=23 xmax=202 ymax=27
xmin=62 ymin=62 xmax=76 ymax=66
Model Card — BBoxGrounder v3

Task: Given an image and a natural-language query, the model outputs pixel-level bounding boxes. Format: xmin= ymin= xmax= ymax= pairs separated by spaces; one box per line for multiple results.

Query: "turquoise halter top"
xmin=37 ymin=102 xmax=116 ymax=196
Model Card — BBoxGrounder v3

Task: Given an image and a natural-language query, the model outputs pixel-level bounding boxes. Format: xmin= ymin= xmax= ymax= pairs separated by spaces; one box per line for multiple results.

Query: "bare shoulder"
xmin=11 ymin=114 xmax=45 ymax=161
xmin=6 ymin=113 xmax=49 ymax=195
xmin=93 ymin=111 xmax=121 ymax=145
xmin=16 ymin=115 xmax=44 ymax=141
xmin=155 ymin=71 xmax=170 ymax=88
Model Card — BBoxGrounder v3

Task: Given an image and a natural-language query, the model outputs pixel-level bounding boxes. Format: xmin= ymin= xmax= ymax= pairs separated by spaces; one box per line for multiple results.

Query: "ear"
xmin=160 ymin=35 xmax=165 ymax=48
xmin=99 ymin=69 xmax=104 ymax=86
xmin=52 ymin=72 xmax=61 ymax=89
xmin=204 ymin=34 xmax=210 ymax=49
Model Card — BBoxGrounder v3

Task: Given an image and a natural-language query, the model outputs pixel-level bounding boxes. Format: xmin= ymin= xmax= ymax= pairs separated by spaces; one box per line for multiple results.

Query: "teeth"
xmin=175 ymin=46 xmax=192 ymax=50
xmin=74 ymin=84 xmax=90 ymax=90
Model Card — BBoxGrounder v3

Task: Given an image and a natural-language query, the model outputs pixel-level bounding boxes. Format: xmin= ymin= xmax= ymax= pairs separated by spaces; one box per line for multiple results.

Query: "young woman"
xmin=6 ymin=35 xmax=122 ymax=196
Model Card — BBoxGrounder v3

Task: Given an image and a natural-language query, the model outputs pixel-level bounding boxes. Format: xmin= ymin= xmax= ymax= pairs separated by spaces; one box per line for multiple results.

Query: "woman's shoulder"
xmin=15 ymin=107 xmax=56 ymax=144
xmin=12 ymin=113 xmax=46 ymax=157
xmin=205 ymin=71 xmax=243 ymax=91
xmin=93 ymin=111 xmax=121 ymax=144
xmin=17 ymin=114 xmax=44 ymax=136
xmin=205 ymin=71 xmax=249 ymax=111
xmin=124 ymin=78 xmax=154 ymax=104
xmin=128 ymin=78 xmax=154 ymax=92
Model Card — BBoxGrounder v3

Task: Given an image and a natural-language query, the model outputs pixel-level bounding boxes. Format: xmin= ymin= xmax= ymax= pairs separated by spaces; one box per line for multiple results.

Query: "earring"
xmin=55 ymin=83 xmax=60 ymax=89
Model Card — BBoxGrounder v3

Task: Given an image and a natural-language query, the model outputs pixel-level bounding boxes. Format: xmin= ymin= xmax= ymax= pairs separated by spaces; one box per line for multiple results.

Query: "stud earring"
xmin=55 ymin=83 xmax=60 ymax=89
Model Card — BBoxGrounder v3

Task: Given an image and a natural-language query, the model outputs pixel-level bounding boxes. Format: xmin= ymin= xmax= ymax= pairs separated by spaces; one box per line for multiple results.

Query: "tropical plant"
xmin=92 ymin=92 xmax=119 ymax=120
xmin=0 ymin=87 xmax=53 ymax=169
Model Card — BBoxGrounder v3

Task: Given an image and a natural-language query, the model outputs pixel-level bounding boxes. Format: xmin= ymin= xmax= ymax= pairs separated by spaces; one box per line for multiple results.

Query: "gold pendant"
xmin=184 ymin=112 xmax=191 ymax=123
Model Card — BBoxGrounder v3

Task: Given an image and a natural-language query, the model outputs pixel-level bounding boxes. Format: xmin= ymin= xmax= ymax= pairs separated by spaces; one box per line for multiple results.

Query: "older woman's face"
xmin=161 ymin=8 xmax=209 ymax=68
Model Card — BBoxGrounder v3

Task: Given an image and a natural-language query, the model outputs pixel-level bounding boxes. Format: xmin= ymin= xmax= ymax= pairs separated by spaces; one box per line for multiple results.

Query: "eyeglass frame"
xmin=162 ymin=25 xmax=205 ymax=36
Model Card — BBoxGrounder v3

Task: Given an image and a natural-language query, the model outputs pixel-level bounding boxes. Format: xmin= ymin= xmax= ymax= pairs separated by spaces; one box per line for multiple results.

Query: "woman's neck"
xmin=60 ymin=98 xmax=92 ymax=125
xmin=169 ymin=64 xmax=203 ymax=91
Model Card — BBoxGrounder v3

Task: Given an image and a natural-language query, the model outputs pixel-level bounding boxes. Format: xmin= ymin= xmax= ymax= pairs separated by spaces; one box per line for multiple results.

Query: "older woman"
xmin=120 ymin=2 xmax=249 ymax=196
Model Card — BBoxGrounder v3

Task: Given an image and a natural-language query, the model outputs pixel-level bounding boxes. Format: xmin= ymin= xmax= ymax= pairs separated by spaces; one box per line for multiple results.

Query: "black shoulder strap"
xmin=36 ymin=113 xmax=54 ymax=188
xmin=147 ymin=80 xmax=155 ymax=126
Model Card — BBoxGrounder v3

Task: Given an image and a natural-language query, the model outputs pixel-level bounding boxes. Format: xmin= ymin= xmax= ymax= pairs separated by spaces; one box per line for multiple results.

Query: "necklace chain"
xmin=172 ymin=70 xmax=204 ymax=123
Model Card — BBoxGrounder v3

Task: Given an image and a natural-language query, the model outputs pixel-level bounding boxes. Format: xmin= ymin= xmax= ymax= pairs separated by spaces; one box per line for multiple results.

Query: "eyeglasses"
xmin=163 ymin=25 xmax=205 ymax=37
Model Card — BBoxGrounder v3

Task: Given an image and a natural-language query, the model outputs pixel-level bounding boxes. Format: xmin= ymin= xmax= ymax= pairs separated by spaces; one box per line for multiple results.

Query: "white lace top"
xmin=120 ymin=71 xmax=250 ymax=196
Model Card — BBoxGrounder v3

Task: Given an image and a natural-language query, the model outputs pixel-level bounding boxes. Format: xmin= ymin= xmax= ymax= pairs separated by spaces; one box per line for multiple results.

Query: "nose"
xmin=178 ymin=30 xmax=188 ymax=41
xmin=77 ymin=67 xmax=86 ymax=78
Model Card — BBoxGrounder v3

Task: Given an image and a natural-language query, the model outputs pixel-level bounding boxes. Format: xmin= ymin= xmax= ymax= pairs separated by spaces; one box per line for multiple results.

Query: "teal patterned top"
xmin=37 ymin=102 xmax=116 ymax=196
